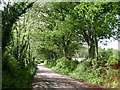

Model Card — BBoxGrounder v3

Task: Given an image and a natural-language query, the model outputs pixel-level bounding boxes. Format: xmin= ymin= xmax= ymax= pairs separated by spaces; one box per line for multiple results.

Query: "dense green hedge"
xmin=44 ymin=57 xmax=79 ymax=75
xmin=3 ymin=67 xmax=35 ymax=88
xmin=44 ymin=56 xmax=119 ymax=88
xmin=2 ymin=53 xmax=37 ymax=88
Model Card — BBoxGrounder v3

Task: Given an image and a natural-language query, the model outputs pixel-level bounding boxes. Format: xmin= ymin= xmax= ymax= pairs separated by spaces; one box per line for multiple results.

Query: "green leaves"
xmin=2 ymin=1 xmax=35 ymax=53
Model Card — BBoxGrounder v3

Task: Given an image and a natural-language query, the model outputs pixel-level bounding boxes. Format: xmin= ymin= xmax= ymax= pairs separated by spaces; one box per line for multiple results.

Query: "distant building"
xmin=72 ymin=57 xmax=86 ymax=61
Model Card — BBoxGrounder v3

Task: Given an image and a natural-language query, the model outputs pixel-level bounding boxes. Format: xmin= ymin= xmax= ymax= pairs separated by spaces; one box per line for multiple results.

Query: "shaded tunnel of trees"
xmin=1 ymin=1 xmax=120 ymax=88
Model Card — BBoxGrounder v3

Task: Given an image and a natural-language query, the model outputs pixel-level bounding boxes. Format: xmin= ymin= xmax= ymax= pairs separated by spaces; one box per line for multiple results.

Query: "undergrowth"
xmin=2 ymin=52 xmax=37 ymax=88
xmin=44 ymin=56 xmax=119 ymax=88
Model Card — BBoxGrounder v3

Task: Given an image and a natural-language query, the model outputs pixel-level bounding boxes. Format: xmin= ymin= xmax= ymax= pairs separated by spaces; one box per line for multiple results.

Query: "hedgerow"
xmin=44 ymin=56 xmax=119 ymax=88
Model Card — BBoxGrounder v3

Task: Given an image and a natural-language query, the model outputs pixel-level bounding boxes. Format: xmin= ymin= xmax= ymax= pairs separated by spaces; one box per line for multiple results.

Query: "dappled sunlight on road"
xmin=37 ymin=73 xmax=61 ymax=77
xmin=30 ymin=65 xmax=106 ymax=89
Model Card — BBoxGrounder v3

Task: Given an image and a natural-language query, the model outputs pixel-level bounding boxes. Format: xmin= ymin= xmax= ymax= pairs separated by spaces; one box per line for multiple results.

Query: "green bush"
xmin=2 ymin=52 xmax=36 ymax=88
xmin=45 ymin=57 xmax=79 ymax=75
xmin=44 ymin=60 xmax=57 ymax=68
xmin=105 ymin=56 xmax=118 ymax=66
xmin=3 ymin=52 xmax=20 ymax=74
xmin=2 ymin=71 xmax=11 ymax=88
xmin=35 ymin=60 xmax=45 ymax=64
xmin=70 ymin=57 xmax=119 ymax=88
xmin=98 ymin=49 xmax=114 ymax=65
xmin=3 ymin=66 xmax=36 ymax=88
xmin=44 ymin=56 xmax=119 ymax=88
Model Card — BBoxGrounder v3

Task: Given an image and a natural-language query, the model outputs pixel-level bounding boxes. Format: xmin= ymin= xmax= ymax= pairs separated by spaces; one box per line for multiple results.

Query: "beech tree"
xmin=73 ymin=2 xmax=118 ymax=58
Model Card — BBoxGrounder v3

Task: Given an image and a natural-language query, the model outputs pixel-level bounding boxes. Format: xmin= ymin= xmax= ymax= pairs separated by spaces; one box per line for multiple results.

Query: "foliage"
xmin=105 ymin=57 xmax=118 ymax=66
xmin=74 ymin=46 xmax=89 ymax=58
xmin=98 ymin=49 xmax=119 ymax=66
xmin=44 ymin=54 xmax=119 ymax=88
xmin=3 ymin=67 xmax=36 ymax=88
xmin=2 ymin=51 xmax=20 ymax=74
xmin=2 ymin=1 xmax=119 ymax=89
xmin=28 ymin=2 xmax=119 ymax=59
xmin=74 ymin=2 xmax=118 ymax=58
xmin=28 ymin=2 xmax=83 ymax=59
xmin=98 ymin=49 xmax=113 ymax=59
xmin=44 ymin=60 xmax=57 ymax=68
xmin=2 ymin=1 xmax=35 ymax=53
xmin=2 ymin=1 xmax=36 ymax=88
xmin=2 ymin=53 xmax=36 ymax=88
xmin=34 ymin=60 xmax=45 ymax=65
xmin=44 ymin=57 xmax=79 ymax=75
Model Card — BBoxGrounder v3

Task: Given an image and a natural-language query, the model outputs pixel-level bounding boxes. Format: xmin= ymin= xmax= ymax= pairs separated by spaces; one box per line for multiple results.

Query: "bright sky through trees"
xmin=98 ymin=38 xmax=118 ymax=50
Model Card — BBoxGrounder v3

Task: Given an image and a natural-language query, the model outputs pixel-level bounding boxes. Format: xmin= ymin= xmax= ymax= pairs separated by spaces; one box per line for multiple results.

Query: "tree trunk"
xmin=63 ymin=46 xmax=68 ymax=57
xmin=95 ymin=35 xmax=98 ymax=60
xmin=89 ymin=39 xmax=96 ymax=58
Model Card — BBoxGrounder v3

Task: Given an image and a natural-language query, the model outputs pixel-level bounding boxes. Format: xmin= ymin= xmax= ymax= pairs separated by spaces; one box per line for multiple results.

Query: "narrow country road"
xmin=30 ymin=64 xmax=106 ymax=90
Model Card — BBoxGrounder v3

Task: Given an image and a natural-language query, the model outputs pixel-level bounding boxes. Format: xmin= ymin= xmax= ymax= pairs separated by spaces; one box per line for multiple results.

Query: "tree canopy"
xmin=26 ymin=2 xmax=119 ymax=59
